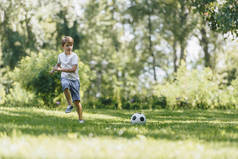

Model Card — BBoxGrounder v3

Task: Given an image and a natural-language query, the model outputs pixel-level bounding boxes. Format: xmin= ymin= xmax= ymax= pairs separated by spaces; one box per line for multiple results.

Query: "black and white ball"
xmin=131 ymin=113 xmax=146 ymax=124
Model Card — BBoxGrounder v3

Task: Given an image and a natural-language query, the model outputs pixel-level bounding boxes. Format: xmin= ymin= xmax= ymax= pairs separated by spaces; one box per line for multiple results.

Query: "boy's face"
xmin=63 ymin=42 xmax=73 ymax=53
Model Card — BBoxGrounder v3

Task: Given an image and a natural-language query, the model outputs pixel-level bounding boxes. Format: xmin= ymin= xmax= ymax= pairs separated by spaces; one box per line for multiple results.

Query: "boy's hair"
xmin=62 ymin=36 xmax=74 ymax=46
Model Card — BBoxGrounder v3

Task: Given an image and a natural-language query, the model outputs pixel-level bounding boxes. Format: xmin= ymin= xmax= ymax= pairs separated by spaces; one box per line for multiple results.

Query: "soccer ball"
xmin=131 ymin=113 xmax=146 ymax=124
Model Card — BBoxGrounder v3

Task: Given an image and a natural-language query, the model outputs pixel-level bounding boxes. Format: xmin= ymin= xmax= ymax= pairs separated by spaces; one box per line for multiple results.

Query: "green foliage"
xmin=55 ymin=10 xmax=83 ymax=49
xmin=0 ymin=85 xmax=5 ymax=104
xmin=1 ymin=29 xmax=27 ymax=69
xmin=192 ymin=0 xmax=238 ymax=36
xmin=156 ymin=65 xmax=238 ymax=109
xmin=0 ymin=0 xmax=40 ymax=69
xmin=10 ymin=49 xmax=91 ymax=106
xmin=1 ymin=82 xmax=40 ymax=107
xmin=80 ymin=0 xmax=146 ymax=102
xmin=220 ymin=46 xmax=238 ymax=86
xmin=85 ymin=95 xmax=166 ymax=110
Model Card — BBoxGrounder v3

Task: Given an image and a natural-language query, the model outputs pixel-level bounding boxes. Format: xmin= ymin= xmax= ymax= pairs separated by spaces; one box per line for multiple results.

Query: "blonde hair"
xmin=62 ymin=36 xmax=74 ymax=47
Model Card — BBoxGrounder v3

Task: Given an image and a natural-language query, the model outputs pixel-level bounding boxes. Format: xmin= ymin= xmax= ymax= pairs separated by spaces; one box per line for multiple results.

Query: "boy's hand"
xmin=50 ymin=66 xmax=60 ymax=74
xmin=49 ymin=70 xmax=55 ymax=74
xmin=53 ymin=66 xmax=62 ymax=72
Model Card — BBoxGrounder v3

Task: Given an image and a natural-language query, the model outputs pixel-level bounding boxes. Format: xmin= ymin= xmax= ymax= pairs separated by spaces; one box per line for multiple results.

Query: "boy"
xmin=51 ymin=36 xmax=84 ymax=123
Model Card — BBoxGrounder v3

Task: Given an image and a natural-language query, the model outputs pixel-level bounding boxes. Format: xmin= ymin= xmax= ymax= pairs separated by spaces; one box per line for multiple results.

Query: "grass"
xmin=0 ymin=105 xmax=238 ymax=159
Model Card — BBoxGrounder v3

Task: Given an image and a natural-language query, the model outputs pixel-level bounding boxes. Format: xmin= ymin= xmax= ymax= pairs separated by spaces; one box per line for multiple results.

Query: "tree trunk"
xmin=200 ymin=27 xmax=211 ymax=68
xmin=179 ymin=42 xmax=186 ymax=66
xmin=178 ymin=2 xmax=187 ymax=67
xmin=147 ymin=1 xmax=157 ymax=81
xmin=173 ymin=41 xmax=178 ymax=72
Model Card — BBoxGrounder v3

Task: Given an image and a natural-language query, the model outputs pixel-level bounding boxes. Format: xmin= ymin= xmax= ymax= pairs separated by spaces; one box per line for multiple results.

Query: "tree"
xmin=125 ymin=0 xmax=166 ymax=81
xmin=195 ymin=20 xmax=224 ymax=70
xmin=192 ymin=0 xmax=238 ymax=36
xmin=159 ymin=0 xmax=197 ymax=72
xmin=0 ymin=0 xmax=36 ymax=69
xmin=55 ymin=2 xmax=84 ymax=50
xmin=79 ymin=0 xmax=127 ymax=107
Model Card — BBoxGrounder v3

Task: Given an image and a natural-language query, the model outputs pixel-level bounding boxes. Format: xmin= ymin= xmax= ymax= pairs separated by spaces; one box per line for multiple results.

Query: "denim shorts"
xmin=61 ymin=78 xmax=80 ymax=102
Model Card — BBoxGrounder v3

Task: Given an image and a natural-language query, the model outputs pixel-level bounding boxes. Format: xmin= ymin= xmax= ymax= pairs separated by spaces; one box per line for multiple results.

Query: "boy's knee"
xmin=64 ymin=88 xmax=69 ymax=91
xmin=74 ymin=100 xmax=80 ymax=103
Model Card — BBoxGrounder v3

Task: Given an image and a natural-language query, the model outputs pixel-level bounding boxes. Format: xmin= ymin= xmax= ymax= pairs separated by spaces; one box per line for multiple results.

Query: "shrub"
xmin=148 ymin=96 xmax=167 ymax=109
xmin=85 ymin=94 xmax=167 ymax=110
xmin=10 ymin=49 xmax=91 ymax=106
xmin=155 ymin=65 xmax=238 ymax=109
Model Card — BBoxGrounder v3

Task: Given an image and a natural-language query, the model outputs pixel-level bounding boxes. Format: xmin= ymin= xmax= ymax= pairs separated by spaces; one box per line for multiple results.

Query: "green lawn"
xmin=0 ymin=106 xmax=238 ymax=159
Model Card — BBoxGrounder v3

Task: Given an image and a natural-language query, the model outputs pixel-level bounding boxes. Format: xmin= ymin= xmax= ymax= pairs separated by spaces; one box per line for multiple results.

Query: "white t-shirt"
xmin=57 ymin=52 xmax=79 ymax=80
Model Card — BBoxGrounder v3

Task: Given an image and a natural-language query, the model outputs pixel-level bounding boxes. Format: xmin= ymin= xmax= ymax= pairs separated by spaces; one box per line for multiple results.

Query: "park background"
xmin=0 ymin=0 xmax=238 ymax=110
xmin=0 ymin=0 xmax=238 ymax=158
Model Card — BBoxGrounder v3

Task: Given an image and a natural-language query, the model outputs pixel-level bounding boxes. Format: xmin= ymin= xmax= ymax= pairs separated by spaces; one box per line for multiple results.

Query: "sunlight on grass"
xmin=0 ymin=135 xmax=237 ymax=159
xmin=85 ymin=113 xmax=125 ymax=121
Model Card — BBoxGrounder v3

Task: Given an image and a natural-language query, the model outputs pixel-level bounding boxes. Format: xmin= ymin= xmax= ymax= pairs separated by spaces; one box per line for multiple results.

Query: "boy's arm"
xmin=50 ymin=63 xmax=61 ymax=74
xmin=50 ymin=55 xmax=62 ymax=74
xmin=56 ymin=63 xmax=61 ymax=68
xmin=56 ymin=64 xmax=77 ymax=73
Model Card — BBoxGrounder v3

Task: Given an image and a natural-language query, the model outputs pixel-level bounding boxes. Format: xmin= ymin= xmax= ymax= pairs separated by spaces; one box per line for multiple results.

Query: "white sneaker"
xmin=79 ymin=120 xmax=84 ymax=124
xmin=65 ymin=105 xmax=73 ymax=113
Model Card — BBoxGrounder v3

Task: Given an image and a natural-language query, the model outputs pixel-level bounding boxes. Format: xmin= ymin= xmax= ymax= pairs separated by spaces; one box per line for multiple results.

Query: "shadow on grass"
xmin=0 ymin=107 xmax=238 ymax=143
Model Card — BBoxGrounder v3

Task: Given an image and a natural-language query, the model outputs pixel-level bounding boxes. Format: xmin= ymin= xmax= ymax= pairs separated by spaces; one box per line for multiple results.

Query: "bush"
xmin=155 ymin=65 xmax=238 ymax=109
xmin=93 ymin=97 xmax=118 ymax=109
xmin=148 ymin=96 xmax=167 ymax=109
xmin=10 ymin=49 xmax=92 ymax=106
xmin=84 ymin=94 xmax=167 ymax=110
xmin=1 ymin=82 xmax=41 ymax=107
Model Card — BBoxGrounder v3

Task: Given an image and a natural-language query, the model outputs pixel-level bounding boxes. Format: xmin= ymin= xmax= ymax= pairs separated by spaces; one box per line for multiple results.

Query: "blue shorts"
xmin=61 ymin=78 xmax=80 ymax=102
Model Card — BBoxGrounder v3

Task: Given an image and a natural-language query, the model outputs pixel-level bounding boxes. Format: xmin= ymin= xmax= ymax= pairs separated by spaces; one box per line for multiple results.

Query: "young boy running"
xmin=51 ymin=36 xmax=84 ymax=123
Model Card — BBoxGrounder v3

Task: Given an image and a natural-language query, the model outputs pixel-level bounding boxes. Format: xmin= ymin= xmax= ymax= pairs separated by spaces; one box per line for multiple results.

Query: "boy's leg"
xmin=74 ymin=100 xmax=83 ymax=120
xmin=64 ymin=88 xmax=73 ymax=106
xmin=61 ymin=79 xmax=73 ymax=113
xmin=70 ymin=80 xmax=83 ymax=121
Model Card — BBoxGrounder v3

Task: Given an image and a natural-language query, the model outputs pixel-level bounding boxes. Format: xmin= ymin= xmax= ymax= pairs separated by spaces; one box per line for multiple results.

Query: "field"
xmin=0 ymin=106 xmax=238 ymax=159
